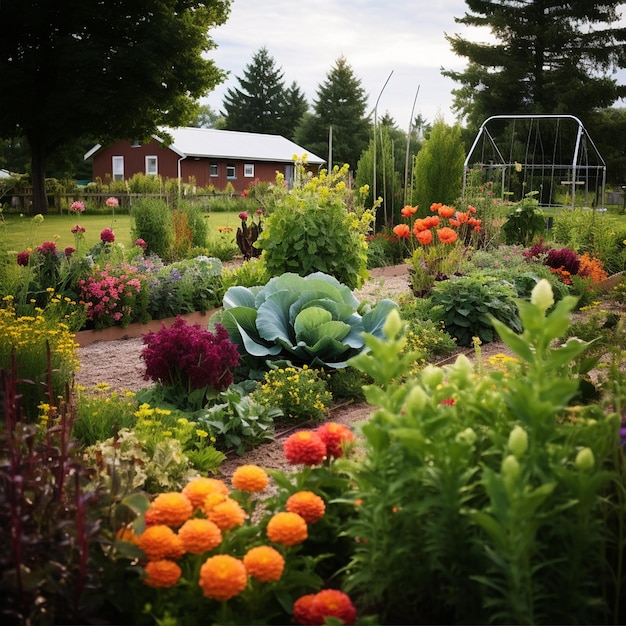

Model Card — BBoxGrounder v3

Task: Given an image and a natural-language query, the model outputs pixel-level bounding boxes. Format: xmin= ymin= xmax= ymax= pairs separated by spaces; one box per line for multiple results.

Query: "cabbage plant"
xmin=216 ymin=272 xmax=398 ymax=369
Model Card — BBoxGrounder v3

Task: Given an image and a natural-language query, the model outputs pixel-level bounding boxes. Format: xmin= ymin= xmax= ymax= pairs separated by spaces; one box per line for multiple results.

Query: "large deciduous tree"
xmin=222 ymin=47 xmax=307 ymax=140
xmin=295 ymin=56 xmax=370 ymax=171
xmin=443 ymin=0 xmax=626 ymax=130
xmin=0 ymin=0 xmax=230 ymax=213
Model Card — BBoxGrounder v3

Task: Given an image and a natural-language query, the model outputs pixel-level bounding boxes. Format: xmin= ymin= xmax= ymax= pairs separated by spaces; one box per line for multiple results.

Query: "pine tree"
xmin=295 ymin=56 xmax=370 ymax=170
xmin=444 ymin=1 xmax=626 ymax=129
xmin=222 ymin=47 xmax=306 ymax=137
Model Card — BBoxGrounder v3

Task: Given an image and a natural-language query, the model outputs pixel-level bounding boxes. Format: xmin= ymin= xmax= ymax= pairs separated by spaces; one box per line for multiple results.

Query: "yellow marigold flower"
xmin=147 ymin=492 xmax=193 ymax=527
xmin=182 ymin=476 xmax=229 ymax=508
xmin=137 ymin=525 xmax=184 ymax=560
xmin=198 ymin=554 xmax=248 ymax=601
xmin=243 ymin=545 xmax=285 ymax=582
xmin=178 ymin=518 xmax=222 ymax=554
xmin=207 ymin=498 xmax=247 ymax=531
xmin=286 ymin=491 xmax=326 ymax=524
xmin=143 ymin=559 xmax=182 ymax=588
xmin=266 ymin=511 xmax=308 ymax=546
xmin=231 ymin=464 xmax=269 ymax=493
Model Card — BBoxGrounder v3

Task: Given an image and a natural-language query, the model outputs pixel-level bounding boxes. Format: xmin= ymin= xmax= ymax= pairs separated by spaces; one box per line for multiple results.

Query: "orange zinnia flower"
xmin=437 ymin=227 xmax=458 ymax=245
xmin=283 ymin=431 xmax=327 ymax=466
xmin=316 ymin=422 xmax=355 ymax=458
xmin=137 ymin=524 xmax=184 ymax=560
xmin=400 ymin=205 xmax=417 ymax=217
xmin=392 ymin=223 xmax=410 ymax=239
xmin=416 ymin=229 xmax=433 ymax=245
xmin=293 ymin=594 xmax=317 ymax=625
xmin=178 ymin=518 xmax=222 ymax=554
xmin=243 ymin=545 xmax=285 ymax=582
xmin=200 ymin=492 xmax=228 ymax=516
xmin=232 ymin=464 xmax=269 ymax=493
xmin=266 ymin=511 xmax=308 ymax=546
xmin=182 ymin=476 xmax=229 ymax=508
xmin=310 ymin=589 xmax=357 ymax=625
xmin=437 ymin=204 xmax=455 ymax=218
xmin=147 ymin=492 xmax=193 ymax=527
xmin=198 ymin=554 xmax=247 ymax=601
xmin=143 ymin=559 xmax=182 ymax=588
xmin=207 ymin=497 xmax=247 ymax=531
xmin=286 ymin=491 xmax=326 ymax=524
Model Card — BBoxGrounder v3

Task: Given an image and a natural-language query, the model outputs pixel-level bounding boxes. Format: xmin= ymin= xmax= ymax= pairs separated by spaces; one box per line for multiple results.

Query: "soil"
xmin=73 ymin=264 xmax=517 ymax=479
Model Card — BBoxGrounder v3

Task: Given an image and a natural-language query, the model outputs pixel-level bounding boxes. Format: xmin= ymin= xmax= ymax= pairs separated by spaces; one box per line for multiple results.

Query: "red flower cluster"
xmin=293 ymin=589 xmax=357 ymax=625
xmin=142 ymin=317 xmax=240 ymax=391
xmin=100 ymin=227 xmax=115 ymax=243
xmin=283 ymin=422 xmax=355 ymax=465
xmin=36 ymin=241 xmax=58 ymax=255
xmin=16 ymin=250 xmax=30 ymax=266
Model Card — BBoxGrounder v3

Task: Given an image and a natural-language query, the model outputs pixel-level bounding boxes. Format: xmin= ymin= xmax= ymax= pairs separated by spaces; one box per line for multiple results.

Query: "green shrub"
xmin=430 ymin=275 xmax=521 ymax=346
xmin=206 ymin=228 xmax=239 ymax=262
xmin=131 ymin=197 xmax=174 ymax=261
xmin=177 ymin=200 xmax=208 ymax=249
xmin=222 ymin=257 xmax=271 ymax=290
xmin=502 ymin=194 xmax=547 ymax=245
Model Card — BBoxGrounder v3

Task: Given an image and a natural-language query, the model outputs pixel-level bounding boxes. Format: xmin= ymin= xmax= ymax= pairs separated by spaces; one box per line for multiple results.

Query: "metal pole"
xmin=373 ymin=70 xmax=394 ymax=210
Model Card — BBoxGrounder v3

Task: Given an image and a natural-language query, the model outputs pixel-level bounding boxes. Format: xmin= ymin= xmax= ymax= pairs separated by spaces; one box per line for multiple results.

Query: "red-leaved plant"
xmin=141 ymin=318 xmax=240 ymax=406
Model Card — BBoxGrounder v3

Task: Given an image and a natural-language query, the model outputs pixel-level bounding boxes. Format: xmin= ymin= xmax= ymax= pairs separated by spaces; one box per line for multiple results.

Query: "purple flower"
xmin=100 ymin=228 xmax=115 ymax=243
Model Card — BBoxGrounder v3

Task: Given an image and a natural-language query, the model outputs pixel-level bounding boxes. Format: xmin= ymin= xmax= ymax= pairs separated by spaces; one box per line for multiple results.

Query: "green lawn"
xmin=0 ymin=211 xmax=244 ymax=251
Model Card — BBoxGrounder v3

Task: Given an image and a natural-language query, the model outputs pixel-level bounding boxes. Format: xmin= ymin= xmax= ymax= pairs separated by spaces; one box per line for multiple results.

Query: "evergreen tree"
xmin=443 ymin=1 xmax=626 ymax=130
xmin=222 ymin=47 xmax=306 ymax=137
xmin=295 ymin=56 xmax=370 ymax=170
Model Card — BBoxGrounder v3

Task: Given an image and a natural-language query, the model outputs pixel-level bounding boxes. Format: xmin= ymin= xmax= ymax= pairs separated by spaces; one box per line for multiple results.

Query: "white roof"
xmin=84 ymin=127 xmax=325 ymax=164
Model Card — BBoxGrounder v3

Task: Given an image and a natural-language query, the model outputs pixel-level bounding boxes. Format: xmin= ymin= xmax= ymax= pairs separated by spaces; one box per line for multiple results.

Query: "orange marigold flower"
xmin=178 ymin=518 xmax=222 ymax=554
xmin=243 ymin=545 xmax=285 ymax=582
xmin=147 ymin=492 xmax=193 ymax=527
xmin=437 ymin=204 xmax=455 ymax=218
xmin=430 ymin=202 xmax=442 ymax=213
xmin=198 ymin=554 xmax=247 ymax=602
xmin=400 ymin=205 xmax=417 ymax=217
xmin=437 ymin=227 xmax=458 ymax=245
xmin=310 ymin=589 xmax=358 ymax=625
xmin=143 ymin=559 xmax=182 ymax=588
xmin=316 ymin=422 xmax=355 ymax=458
xmin=232 ymin=464 xmax=269 ymax=493
xmin=115 ymin=524 xmax=139 ymax=545
xmin=578 ymin=252 xmax=608 ymax=283
xmin=283 ymin=431 xmax=327 ymax=466
xmin=416 ymin=229 xmax=433 ymax=245
xmin=182 ymin=476 xmax=229 ymax=508
xmin=286 ymin=491 xmax=326 ymax=524
xmin=293 ymin=594 xmax=318 ymax=625
xmin=266 ymin=511 xmax=308 ymax=546
xmin=200 ymin=492 xmax=228 ymax=516
xmin=392 ymin=223 xmax=410 ymax=239
xmin=207 ymin=497 xmax=247 ymax=531
xmin=137 ymin=524 xmax=184 ymax=560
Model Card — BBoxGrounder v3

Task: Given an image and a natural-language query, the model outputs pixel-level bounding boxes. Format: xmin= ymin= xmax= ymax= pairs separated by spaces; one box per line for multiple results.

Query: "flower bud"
xmin=531 ymin=279 xmax=554 ymax=313
xmin=455 ymin=427 xmax=477 ymax=446
xmin=508 ymin=426 xmax=528 ymax=458
xmin=404 ymin=385 xmax=429 ymax=414
xmin=383 ymin=307 xmax=403 ymax=339
xmin=501 ymin=454 xmax=521 ymax=487
xmin=575 ymin=447 xmax=595 ymax=472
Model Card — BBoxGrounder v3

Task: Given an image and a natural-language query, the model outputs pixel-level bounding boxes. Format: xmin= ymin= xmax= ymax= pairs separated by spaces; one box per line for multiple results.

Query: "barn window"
xmin=112 ymin=156 xmax=124 ymax=181
xmin=145 ymin=156 xmax=158 ymax=176
xmin=226 ymin=164 xmax=236 ymax=179
xmin=210 ymin=164 xmax=218 ymax=177
xmin=244 ymin=163 xmax=254 ymax=177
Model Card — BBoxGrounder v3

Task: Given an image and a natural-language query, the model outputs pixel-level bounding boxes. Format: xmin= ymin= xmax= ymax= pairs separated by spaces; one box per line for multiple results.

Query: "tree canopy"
xmin=221 ymin=47 xmax=307 ymax=140
xmin=443 ymin=0 xmax=626 ymax=130
xmin=0 ymin=0 xmax=231 ymax=213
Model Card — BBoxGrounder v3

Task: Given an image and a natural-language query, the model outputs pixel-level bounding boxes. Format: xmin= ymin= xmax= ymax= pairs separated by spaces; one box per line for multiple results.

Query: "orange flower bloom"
xmin=266 ymin=511 xmax=308 ymax=546
xmin=207 ymin=497 xmax=247 ymax=531
xmin=283 ymin=431 xmax=327 ymax=466
xmin=449 ymin=218 xmax=461 ymax=227
xmin=316 ymin=422 xmax=355 ymax=458
xmin=286 ymin=491 xmax=326 ymax=524
xmin=430 ymin=202 xmax=442 ymax=213
xmin=437 ymin=227 xmax=458 ymax=245
xmin=310 ymin=589 xmax=357 ymax=625
xmin=457 ymin=211 xmax=468 ymax=223
xmin=182 ymin=477 xmax=229 ymax=508
xmin=412 ymin=218 xmax=428 ymax=232
xmin=143 ymin=559 xmax=182 ymax=588
xmin=147 ymin=492 xmax=193 ymax=527
xmin=243 ymin=545 xmax=285 ymax=582
xmin=198 ymin=554 xmax=248 ymax=601
xmin=392 ymin=223 xmax=410 ymax=239
xmin=232 ymin=464 xmax=269 ymax=493
xmin=200 ymin=492 xmax=228 ymax=516
xmin=416 ymin=229 xmax=433 ymax=245
xmin=467 ymin=204 xmax=477 ymax=213
xmin=437 ymin=204 xmax=455 ymax=218
xmin=425 ymin=215 xmax=440 ymax=228
xmin=400 ymin=204 xmax=417 ymax=217
xmin=137 ymin=525 xmax=184 ymax=560
xmin=116 ymin=524 xmax=139 ymax=545
xmin=293 ymin=594 xmax=317 ymax=625
xmin=178 ymin=518 xmax=222 ymax=554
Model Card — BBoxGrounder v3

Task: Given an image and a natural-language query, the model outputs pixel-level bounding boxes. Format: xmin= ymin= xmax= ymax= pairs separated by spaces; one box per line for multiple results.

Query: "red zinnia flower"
xmin=316 ymin=422 xmax=355 ymax=458
xmin=309 ymin=589 xmax=357 ymax=625
xmin=283 ymin=431 xmax=327 ymax=465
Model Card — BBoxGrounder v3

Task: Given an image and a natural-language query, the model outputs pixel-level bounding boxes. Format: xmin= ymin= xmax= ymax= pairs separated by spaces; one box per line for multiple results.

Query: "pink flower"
xmin=64 ymin=246 xmax=75 ymax=258
xmin=134 ymin=238 xmax=147 ymax=250
xmin=238 ymin=212 xmax=249 ymax=220
xmin=36 ymin=241 xmax=58 ymax=255
xmin=106 ymin=197 xmax=119 ymax=208
xmin=70 ymin=201 xmax=85 ymax=213
xmin=17 ymin=250 xmax=30 ymax=266
xmin=71 ymin=224 xmax=86 ymax=234
xmin=100 ymin=228 xmax=115 ymax=243
xmin=256 ymin=209 xmax=263 ymax=215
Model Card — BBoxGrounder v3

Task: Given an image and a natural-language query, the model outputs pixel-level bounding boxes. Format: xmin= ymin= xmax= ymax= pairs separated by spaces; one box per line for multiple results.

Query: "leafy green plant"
xmin=502 ymin=194 xmax=546 ymax=245
xmin=430 ymin=274 xmax=521 ymax=346
xmin=222 ymin=256 xmax=271 ymax=290
xmin=131 ymin=197 xmax=174 ymax=261
xmin=206 ymin=227 xmax=239 ymax=262
xmin=215 ymin=271 xmax=398 ymax=373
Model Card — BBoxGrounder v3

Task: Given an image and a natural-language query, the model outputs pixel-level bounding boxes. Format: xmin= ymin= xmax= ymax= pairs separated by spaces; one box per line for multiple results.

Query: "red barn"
xmin=84 ymin=127 xmax=325 ymax=193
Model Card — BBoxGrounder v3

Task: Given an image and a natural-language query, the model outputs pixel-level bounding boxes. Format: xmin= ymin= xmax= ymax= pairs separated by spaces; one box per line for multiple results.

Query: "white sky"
xmin=202 ymin=0 xmax=626 ymax=129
